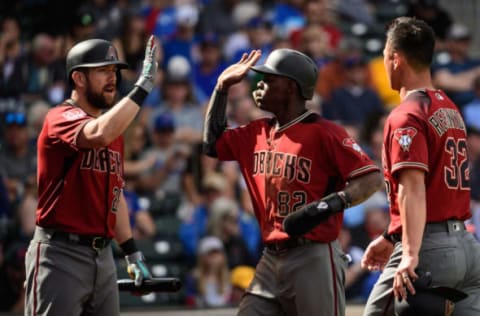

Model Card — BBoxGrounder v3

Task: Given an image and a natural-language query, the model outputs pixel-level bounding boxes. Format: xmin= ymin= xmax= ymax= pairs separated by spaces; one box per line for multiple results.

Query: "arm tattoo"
xmin=202 ymin=89 xmax=228 ymax=157
xmin=344 ymin=171 xmax=384 ymax=206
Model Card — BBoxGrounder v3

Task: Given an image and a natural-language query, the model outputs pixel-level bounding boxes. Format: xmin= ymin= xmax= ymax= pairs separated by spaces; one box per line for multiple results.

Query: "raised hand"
xmin=217 ymin=50 xmax=261 ymax=91
xmin=134 ymin=35 xmax=158 ymax=93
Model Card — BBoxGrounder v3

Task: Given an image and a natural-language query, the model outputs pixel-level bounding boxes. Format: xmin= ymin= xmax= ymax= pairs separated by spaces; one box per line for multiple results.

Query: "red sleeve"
xmin=215 ymin=120 xmax=266 ymax=162
xmin=326 ymin=123 xmax=380 ymax=181
xmin=47 ymin=106 xmax=93 ymax=151
xmin=387 ymin=110 xmax=429 ymax=176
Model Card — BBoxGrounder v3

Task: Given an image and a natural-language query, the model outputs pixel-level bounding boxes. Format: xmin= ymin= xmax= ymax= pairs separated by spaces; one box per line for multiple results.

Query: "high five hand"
xmin=217 ymin=50 xmax=261 ymax=91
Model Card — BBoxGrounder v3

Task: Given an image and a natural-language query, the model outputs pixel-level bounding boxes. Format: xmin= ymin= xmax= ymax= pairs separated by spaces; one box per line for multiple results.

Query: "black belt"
xmin=50 ymin=231 xmax=112 ymax=251
xmin=265 ymin=237 xmax=314 ymax=254
xmin=390 ymin=220 xmax=466 ymax=243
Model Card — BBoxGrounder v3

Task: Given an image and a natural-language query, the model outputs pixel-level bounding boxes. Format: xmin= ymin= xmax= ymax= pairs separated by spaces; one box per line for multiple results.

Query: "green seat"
xmin=154 ymin=215 xmax=181 ymax=238
xmin=149 ymin=192 xmax=183 ymax=217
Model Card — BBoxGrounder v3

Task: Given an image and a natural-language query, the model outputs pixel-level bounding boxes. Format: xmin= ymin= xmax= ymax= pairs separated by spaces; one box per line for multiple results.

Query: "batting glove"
xmin=283 ymin=191 xmax=351 ymax=237
xmin=134 ymin=35 xmax=157 ymax=93
xmin=125 ymin=251 xmax=152 ymax=287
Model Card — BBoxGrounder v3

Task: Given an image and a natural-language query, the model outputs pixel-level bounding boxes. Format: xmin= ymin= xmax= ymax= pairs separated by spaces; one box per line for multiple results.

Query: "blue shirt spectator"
xmin=271 ymin=1 xmax=305 ymax=38
xmin=432 ymin=23 xmax=480 ymax=109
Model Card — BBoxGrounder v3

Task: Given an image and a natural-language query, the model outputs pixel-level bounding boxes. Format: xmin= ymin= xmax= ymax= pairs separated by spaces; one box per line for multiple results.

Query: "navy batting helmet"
xmin=251 ymin=49 xmax=318 ymax=100
xmin=66 ymin=39 xmax=128 ymax=86
xmin=394 ymin=271 xmax=468 ymax=316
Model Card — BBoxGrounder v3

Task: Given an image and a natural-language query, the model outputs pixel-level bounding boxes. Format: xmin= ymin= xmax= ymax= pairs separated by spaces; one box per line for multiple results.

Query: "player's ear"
xmin=72 ymin=70 xmax=86 ymax=87
xmin=392 ymin=52 xmax=402 ymax=69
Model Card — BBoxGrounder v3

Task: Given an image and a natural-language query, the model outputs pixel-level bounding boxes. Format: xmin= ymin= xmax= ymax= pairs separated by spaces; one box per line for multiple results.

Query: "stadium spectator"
xmin=316 ymin=36 xmax=373 ymax=102
xmin=299 ymin=24 xmax=331 ymax=70
xmin=270 ymin=0 xmax=305 ymax=39
xmin=197 ymin=0 xmax=239 ymax=40
xmin=162 ymin=3 xmax=199 ymax=69
xmin=144 ymin=56 xmax=204 ymax=145
xmin=322 ymin=55 xmax=385 ymax=127
xmin=468 ymin=126 xmax=480 ymax=240
xmin=462 ymin=75 xmax=480 ymax=130
xmin=432 ymin=23 xmax=480 ymax=110
xmin=335 ymin=0 xmax=376 ymax=27
xmin=406 ymin=0 xmax=453 ymax=44
xmin=207 ymin=197 xmax=257 ymax=268
xmin=26 ymin=99 xmax=50 ymax=145
xmin=0 ymin=16 xmax=26 ymax=99
xmin=290 ymin=0 xmax=343 ymax=52
xmin=112 ymin=12 xmax=150 ymax=94
xmin=14 ymin=33 xmax=65 ymax=105
xmin=230 ymin=17 xmax=274 ymax=66
xmin=65 ymin=7 xmax=98 ymax=49
xmin=359 ymin=111 xmax=388 ymax=166
xmin=136 ymin=112 xmax=191 ymax=205
xmin=184 ymin=236 xmax=232 ymax=308
xmin=123 ymin=187 xmax=156 ymax=240
xmin=0 ymin=112 xmax=36 ymax=206
xmin=193 ymin=33 xmax=227 ymax=105
xmin=141 ymin=0 xmax=177 ymax=41
xmin=179 ymin=172 xmax=232 ymax=259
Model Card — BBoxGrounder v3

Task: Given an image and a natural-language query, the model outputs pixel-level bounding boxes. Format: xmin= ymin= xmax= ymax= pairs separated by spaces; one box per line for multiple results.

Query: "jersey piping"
xmin=275 ymin=110 xmax=314 ymax=132
xmin=391 ymin=161 xmax=429 ymax=174
xmin=348 ymin=165 xmax=380 ymax=179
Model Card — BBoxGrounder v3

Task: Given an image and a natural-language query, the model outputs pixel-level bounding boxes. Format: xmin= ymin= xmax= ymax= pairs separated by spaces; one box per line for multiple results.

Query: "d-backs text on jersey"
xmin=80 ymin=147 xmax=123 ymax=177
xmin=253 ymin=150 xmax=311 ymax=183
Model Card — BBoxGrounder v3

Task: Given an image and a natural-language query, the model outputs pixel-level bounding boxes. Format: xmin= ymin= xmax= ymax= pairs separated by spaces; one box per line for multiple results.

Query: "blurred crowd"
xmin=1 ymin=0 xmax=480 ymax=312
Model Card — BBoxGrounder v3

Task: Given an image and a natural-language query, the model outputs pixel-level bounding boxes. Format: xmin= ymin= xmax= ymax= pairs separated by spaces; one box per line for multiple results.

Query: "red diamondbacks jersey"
xmin=383 ymin=90 xmax=471 ymax=234
xmin=216 ymin=111 xmax=379 ymax=243
xmin=36 ymin=104 xmax=124 ymax=237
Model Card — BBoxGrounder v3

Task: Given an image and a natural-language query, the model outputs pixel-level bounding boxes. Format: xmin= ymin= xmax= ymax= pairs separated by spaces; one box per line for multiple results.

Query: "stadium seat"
xmin=135 ymin=237 xmax=184 ymax=261
xmin=154 ymin=215 xmax=182 ymax=238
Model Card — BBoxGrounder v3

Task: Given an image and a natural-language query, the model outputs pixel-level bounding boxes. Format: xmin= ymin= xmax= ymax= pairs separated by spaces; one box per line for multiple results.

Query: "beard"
xmin=85 ymin=81 xmax=116 ymax=109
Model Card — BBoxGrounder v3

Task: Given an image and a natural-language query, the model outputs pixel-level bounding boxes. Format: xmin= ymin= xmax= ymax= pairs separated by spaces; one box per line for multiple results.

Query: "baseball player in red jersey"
xmin=203 ymin=49 xmax=383 ymax=316
xmin=24 ymin=36 xmax=158 ymax=315
xmin=362 ymin=17 xmax=480 ymax=315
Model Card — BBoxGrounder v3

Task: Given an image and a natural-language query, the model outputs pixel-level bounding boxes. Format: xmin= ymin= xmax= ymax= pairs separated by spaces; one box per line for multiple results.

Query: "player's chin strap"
xmin=203 ymin=88 xmax=228 ymax=157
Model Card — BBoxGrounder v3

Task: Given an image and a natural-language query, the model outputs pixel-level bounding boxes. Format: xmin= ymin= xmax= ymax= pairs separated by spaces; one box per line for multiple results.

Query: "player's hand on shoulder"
xmin=216 ymin=50 xmax=261 ymax=91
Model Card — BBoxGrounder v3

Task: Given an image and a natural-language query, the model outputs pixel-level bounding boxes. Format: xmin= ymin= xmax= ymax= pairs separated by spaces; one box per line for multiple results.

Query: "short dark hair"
xmin=386 ymin=17 xmax=435 ymax=70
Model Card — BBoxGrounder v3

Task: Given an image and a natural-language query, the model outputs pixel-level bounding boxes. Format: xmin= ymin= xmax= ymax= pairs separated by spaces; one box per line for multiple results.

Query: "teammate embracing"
xmin=25 ymin=36 xmax=158 ymax=315
xmin=362 ymin=17 xmax=480 ymax=315
xmin=203 ymin=49 xmax=383 ymax=315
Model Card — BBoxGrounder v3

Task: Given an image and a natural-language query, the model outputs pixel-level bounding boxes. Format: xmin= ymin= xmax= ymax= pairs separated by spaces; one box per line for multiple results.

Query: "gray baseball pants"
xmin=238 ymin=240 xmax=348 ymax=316
xmin=24 ymin=227 xmax=119 ymax=316
xmin=364 ymin=221 xmax=480 ymax=316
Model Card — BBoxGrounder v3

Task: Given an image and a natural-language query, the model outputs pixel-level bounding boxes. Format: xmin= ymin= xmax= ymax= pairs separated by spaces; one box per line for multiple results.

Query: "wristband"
xmin=120 ymin=238 xmax=138 ymax=255
xmin=127 ymin=86 xmax=148 ymax=106
xmin=382 ymin=229 xmax=396 ymax=245
xmin=337 ymin=191 xmax=352 ymax=209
